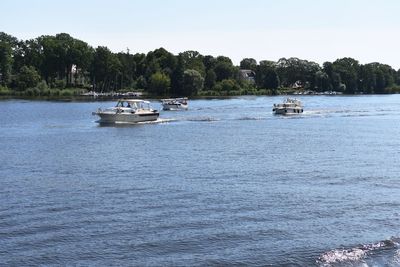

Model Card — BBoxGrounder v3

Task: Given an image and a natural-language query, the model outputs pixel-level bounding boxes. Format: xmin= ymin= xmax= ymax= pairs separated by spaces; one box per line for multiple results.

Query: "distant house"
xmin=239 ymin=69 xmax=256 ymax=84
xmin=70 ymin=64 xmax=89 ymax=86
xmin=291 ymin=80 xmax=303 ymax=89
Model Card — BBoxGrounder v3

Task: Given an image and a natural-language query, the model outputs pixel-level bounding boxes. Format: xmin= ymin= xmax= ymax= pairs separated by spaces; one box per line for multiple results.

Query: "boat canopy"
xmin=117 ymin=99 xmax=150 ymax=103
xmin=161 ymin=97 xmax=187 ymax=101
xmin=115 ymin=99 xmax=152 ymax=109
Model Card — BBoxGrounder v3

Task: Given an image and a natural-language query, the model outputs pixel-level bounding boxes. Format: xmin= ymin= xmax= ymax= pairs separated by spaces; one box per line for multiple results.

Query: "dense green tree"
xmin=15 ymin=65 xmax=41 ymax=90
xmin=68 ymin=39 xmax=93 ymax=86
xmin=132 ymin=53 xmax=146 ymax=78
xmin=214 ymin=56 xmax=235 ymax=81
xmin=213 ymin=79 xmax=241 ymax=93
xmin=170 ymin=55 xmax=184 ymax=96
xmin=91 ymin=46 xmax=121 ymax=91
xmin=155 ymin=48 xmax=177 ymax=74
xmin=183 ymin=69 xmax=204 ymax=96
xmin=0 ymin=32 xmax=18 ymax=46
xmin=148 ymin=71 xmax=170 ymax=95
xmin=37 ymin=35 xmax=63 ymax=83
xmin=136 ymin=75 xmax=147 ymax=89
xmin=276 ymin=57 xmax=320 ymax=88
xmin=259 ymin=60 xmax=275 ymax=67
xmin=322 ymin=62 xmax=334 ymax=89
xmin=255 ymin=63 xmax=280 ymax=89
xmin=1 ymin=31 xmax=400 ymax=96
xmin=117 ymin=51 xmax=136 ymax=89
xmin=146 ymin=48 xmax=177 ymax=77
xmin=360 ymin=63 xmax=396 ymax=93
xmin=314 ymin=71 xmax=331 ymax=91
xmin=204 ymin=69 xmax=217 ymax=90
xmin=397 ymin=69 xmax=400 ymax=85
xmin=0 ymin=32 xmax=20 ymax=86
xmin=31 ymin=33 xmax=94 ymax=86
xmin=203 ymin=55 xmax=217 ymax=71
xmin=331 ymin=57 xmax=359 ymax=93
xmin=55 ymin=33 xmax=75 ymax=84
xmin=358 ymin=64 xmax=375 ymax=93
xmin=13 ymin=39 xmax=42 ymax=76
xmin=240 ymin=58 xmax=257 ymax=71
xmin=0 ymin=41 xmax=13 ymax=86
xmin=179 ymin=50 xmax=205 ymax=76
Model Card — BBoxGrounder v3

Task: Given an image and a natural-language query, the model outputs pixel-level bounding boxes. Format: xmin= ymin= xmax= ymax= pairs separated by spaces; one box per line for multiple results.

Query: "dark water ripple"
xmin=1 ymin=96 xmax=400 ymax=266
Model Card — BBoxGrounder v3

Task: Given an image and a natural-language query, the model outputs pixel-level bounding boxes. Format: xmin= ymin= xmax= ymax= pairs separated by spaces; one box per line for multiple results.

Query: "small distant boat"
xmin=273 ymin=98 xmax=303 ymax=115
xmin=92 ymin=99 xmax=159 ymax=123
xmin=161 ymin=97 xmax=188 ymax=111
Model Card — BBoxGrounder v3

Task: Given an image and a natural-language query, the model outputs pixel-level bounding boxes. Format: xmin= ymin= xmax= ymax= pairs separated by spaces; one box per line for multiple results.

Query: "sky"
xmin=1 ymin=0 xmax=400 ymax=69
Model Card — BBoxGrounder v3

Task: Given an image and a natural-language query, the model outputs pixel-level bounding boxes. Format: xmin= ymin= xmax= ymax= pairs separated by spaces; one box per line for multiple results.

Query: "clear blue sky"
xmin=1 ymin=0 xmax=400 ymax=69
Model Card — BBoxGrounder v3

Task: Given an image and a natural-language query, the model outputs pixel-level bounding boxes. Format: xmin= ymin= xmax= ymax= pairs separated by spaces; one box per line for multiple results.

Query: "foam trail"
xmin=317 ymin=238 xmax=400 ymax=267
xmin=184 ymin=117 xmax=220 ymax=122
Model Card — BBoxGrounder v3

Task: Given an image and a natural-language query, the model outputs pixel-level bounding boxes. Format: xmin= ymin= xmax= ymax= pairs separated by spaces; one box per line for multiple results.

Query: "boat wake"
xmin=302 ymin=108 xmax=398 ymax=118
xmin=317 ymin=237 xmax=400 ymax=267
xmin=184 ymin=116 xmax=220 ymax=122
xmin=237 ymin=116 xmax=265 ymax=121
xmin=96 ymin=118 xmax=176 ymax=126
xmin=136 ymin=118 xmax=176 ymax=124
xmin=180 ymin=116 xmax=265 ymax=122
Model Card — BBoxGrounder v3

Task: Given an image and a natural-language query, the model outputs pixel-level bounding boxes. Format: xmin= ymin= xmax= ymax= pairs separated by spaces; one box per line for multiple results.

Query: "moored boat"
xmin=273 ymin=98 xmax=303 ymax=115
xmin=92 ymin=99 xmax=159 ymax=123
xmin=161 ymin=97 xmax=188 ymax=111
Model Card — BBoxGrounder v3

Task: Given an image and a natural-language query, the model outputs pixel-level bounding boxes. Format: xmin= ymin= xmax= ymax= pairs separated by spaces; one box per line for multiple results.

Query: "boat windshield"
xmin=162 ymin=98 xmax=187 ymax=104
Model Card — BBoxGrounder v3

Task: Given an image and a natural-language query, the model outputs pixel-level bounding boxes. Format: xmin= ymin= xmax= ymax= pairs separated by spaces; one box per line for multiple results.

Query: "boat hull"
xmin=95 ymin=111 xmax=159 ymax=123
xmin=273 ymin=107 xmax=303 ymax=115
xmin=162 ymin=103 xmax=188 ymax=111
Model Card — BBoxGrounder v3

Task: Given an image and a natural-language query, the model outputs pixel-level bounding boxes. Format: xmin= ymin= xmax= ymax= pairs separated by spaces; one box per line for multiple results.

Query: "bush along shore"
xmin=1 ymin=32 xmax=400 ymax=99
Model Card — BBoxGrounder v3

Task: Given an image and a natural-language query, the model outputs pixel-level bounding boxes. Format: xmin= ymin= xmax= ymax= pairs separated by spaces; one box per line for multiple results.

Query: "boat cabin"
xmin=115 ymin=99 xmax=152 ymax=110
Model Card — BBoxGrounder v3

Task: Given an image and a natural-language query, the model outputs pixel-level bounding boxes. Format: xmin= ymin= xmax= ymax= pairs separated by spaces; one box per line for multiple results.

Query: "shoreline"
xmin=0 ymin=92 xmax=391 ymax=102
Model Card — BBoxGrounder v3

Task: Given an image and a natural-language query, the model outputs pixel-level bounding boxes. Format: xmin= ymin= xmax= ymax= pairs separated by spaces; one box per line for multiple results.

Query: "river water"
xmin=1 ymin=95 xmax=400 ymax=266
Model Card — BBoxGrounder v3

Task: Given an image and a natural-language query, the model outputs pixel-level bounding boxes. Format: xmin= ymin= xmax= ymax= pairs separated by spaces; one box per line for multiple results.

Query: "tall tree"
xmin=240 ymin=58 xmax=257 ymax=70
xmin=276 ymin=57 xmax=320 ymax=88
xmin=0 ymin=32 xmax=18 ymax=86
xmin=204 ymin=69 xmax=216 ymax=90
xmin=148 ymin=72 xmax=170 ymax=95
xmin=256 ymin=63 xmax=280 ymax=89
xmin=179 ymin=50 xmax=205 ymax=76
xmin=183 ymin=69 xmax=204 ymax=96
xmin=314 ymin=71 xmax=331 ymax=91
xmin=0 ymin=41 xmax=12 ymax=86
xmin=91 ymin=46 xmax=121 ymax=91
xmin=15 ymin=65 xmax=41 ymax=90
xmin=170 ymin=55 xmax=184 ymax=96
xmin=117 ymin=51 xmax=136 ymax=89
xmin=214 ymin=56 xmax=235 ymax=81
xmin=203 ymin=55 xmax=216 ymax=71
xmin=146 ymin=48 xmax=177 ymax=76
xmin=332 ymin=57 xmax=359 ymax=93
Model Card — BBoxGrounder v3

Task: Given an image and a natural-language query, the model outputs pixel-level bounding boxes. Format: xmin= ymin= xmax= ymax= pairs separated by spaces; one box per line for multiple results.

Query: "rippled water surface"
xmin=1 ymin=95 xmax=400 ymax=266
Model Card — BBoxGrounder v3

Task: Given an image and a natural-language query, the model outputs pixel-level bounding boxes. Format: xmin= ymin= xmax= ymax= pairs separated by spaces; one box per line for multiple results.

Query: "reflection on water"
xmin=1 ymin=95 xmax=400 ymax=266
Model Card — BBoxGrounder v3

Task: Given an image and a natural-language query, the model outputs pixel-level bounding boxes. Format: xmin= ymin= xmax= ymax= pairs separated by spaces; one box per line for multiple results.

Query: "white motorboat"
xmin=93 ymin=99 xmax=159 ymax=123
xmin=161 ymin=97 xmax=188 ymax=111
xmin=273 ymin=98 xmax=303 ymax=115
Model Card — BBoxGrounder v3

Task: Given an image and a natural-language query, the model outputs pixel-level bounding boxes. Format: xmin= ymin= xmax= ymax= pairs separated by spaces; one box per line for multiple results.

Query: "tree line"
xmin=1 ymin=31 xmax=400 ymax=96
